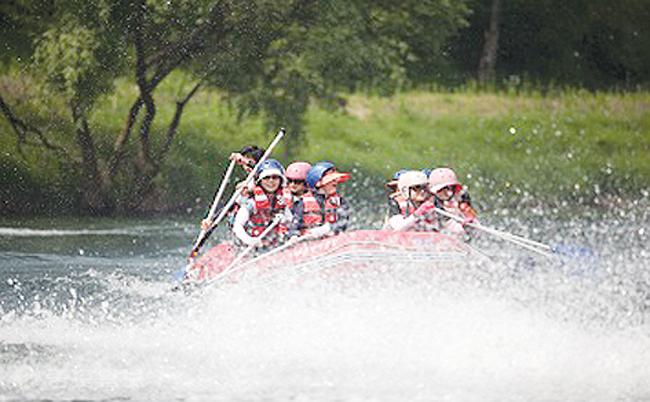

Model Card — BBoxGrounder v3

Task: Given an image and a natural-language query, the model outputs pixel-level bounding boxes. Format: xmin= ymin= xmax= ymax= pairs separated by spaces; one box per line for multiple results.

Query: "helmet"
xmin=386 ymin=169 xmax=411 ymax=189
xmin=255 ymin=159 xmax=285 ymax=182
xmin=313 ymin=161 xmax=335 ymax=172
xmin=398 ymin=171 xmax=429 ymax=200
xmin=285 ymin=161 xmax=312 ymax=181
xmin=429 ymin=168 xmax=461 ymax=193
xmin=306 ymin=161 xmax=335 ymax=188
xmin=318 ymin=171 xmax=351 ymax=187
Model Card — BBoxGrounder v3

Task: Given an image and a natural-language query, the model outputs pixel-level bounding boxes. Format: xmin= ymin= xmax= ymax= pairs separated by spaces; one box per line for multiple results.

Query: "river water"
xmin=1 ymin=206 xmax=649 ymax=401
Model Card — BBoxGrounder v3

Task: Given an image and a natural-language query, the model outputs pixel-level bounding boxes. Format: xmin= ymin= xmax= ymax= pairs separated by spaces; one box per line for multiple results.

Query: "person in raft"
xmin=383 ymin=170 xmax=440 ymax=231
xmin=230 ymin=145 xmax=266 ymax=173
xmin=290 ymin=161 xmax=351 ymax=239
xmin=381 ymin=169 xmax=411 ymax=228
xmin=427 ymin=167 xmax=478 ymax=237
xmin=284 ymin=161 xmax=312 ymax=213
xmin=200 ymin=145 xmax=267 ymax=232
xmin=231 ymin=159 xmax=292 ymax=250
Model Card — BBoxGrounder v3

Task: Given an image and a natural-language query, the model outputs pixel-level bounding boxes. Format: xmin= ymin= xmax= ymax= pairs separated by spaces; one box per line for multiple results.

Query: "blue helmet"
xmin=306 ymin=161 xmax=335 ymax=188
xmin=387 ymin=168 xmax=411 ymax=188
xmin=255 ymin=159 xmax=285 ymax=182
xmin=314 ymin=161 xmax=335 ymax=171
xmin=392 ymin=169 xmax=412 ymax=181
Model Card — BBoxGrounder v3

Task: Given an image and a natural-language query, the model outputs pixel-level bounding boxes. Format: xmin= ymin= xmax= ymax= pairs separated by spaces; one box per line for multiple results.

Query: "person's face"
xmin=319 ymin=181 xmax=338 ymax=196
xmin=409 ymin=184 xmax=429 ymax=202
xmin=287 ymin=178 xmax=305 ymax=195
xmin=261 ymin=175 xmax=281 ymax=193
xmin=435 ymin=185 xmax=458 ymax=201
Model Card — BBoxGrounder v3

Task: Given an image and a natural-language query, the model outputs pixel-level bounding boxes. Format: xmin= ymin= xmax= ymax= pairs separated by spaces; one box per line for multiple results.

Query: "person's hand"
xmin=306 ymin=223 xmax=332 ymax=238
xmin=242 ymin=235 xmax=263 ymax=248
xmin=230 ymin=152 xmax=255 ymax=172
xmin=200 ymin=218 xmax=213 ymax=231
xmin=275 ymin=209 xmax=292 ymax=225
xmin=463 ymin=215 xmax=475 ymax=227
xmin=413 ymin=201 xmax=436 ymax=217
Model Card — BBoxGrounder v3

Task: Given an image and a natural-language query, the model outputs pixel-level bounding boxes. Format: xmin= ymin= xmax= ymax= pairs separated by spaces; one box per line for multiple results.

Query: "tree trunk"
xmin=72 ymin=106 xmax=112 ymax=214
xmin=477 ymin=0 xmax=502 ymax=85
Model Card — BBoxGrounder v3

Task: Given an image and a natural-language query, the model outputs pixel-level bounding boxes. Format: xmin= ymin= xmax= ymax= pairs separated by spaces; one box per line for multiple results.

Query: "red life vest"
xmin=391 ymin=193 xmax=414 ymax=217
xmin=300 ymin=191 xmax=323 ymax=232
xmin=245 ymin=186 xmax=289 ymax=237
xmin=322 ymin=193 xmax=342 ymax=224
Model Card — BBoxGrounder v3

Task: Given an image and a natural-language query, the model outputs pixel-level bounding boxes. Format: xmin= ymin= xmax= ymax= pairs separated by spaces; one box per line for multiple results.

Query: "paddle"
xmin=218 ymin=233 xmax=311 ymax=277
xmin=188 ymin=127 xmax=286 ymax=260
xmin=204 ymin=214 xmax=285 ymax=286
xmin=432 ymin=206 xmax=600 ymax=272
xmin=191 ymin=158 xmax=236 ymax=253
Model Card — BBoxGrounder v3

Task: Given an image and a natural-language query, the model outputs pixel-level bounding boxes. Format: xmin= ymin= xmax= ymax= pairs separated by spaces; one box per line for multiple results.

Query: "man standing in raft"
xmin=290 ymin=161 xmax=351 ymax=238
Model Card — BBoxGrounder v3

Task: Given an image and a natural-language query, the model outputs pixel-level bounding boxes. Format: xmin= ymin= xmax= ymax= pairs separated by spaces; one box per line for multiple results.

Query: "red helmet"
xmin=429 ymin=168 xmax=461 ymax=193
xmin=285 ymin=161 xmax=312 ymax=181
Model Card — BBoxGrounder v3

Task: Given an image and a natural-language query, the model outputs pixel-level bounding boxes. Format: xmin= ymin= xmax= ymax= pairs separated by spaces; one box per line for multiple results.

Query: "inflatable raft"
xmin=183 ymin=230 xmax=472 ymax=286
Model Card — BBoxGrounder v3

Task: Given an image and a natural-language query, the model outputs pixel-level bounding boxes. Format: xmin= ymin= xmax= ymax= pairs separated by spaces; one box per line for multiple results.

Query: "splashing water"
xmin=0 ymin=211 xmax=648 ymax=401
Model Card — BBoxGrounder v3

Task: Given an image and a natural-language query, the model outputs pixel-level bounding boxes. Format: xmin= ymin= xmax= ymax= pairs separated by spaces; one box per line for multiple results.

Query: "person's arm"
xmin=388 ymin=196 xmax=401 ymax=216
xmin=232 ymin=201 xmax=262 ymax=247
xmin=386 ymin=214 xmax=416 ymax=231
xmin=289 ymin=199 xmax=305 ymax=237
xmin=330 ymin=196 xmax=350 ymax=234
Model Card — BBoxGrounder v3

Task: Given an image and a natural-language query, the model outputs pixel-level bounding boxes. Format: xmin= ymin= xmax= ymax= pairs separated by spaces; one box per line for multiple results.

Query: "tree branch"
xmin=159 ymin=81 xmax=202 ymax=159
xmin=0 ymin=94 xmax=70 ymax=160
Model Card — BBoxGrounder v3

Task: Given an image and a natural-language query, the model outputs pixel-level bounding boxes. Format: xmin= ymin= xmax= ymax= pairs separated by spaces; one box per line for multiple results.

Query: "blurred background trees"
xmin=1 ymin=0 xmax=648 ymax=215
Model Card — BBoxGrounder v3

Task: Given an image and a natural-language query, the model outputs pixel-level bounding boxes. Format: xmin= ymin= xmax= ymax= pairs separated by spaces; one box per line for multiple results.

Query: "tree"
xmin=1 ymin=0 xmax=471 ymax=215
xmin=448 ymin=0 xmax=650 ymax=89
xmin=477 ymin=0 xmax=501 ymax=85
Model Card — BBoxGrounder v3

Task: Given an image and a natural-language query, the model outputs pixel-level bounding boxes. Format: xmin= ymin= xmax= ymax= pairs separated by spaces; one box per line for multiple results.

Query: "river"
xmin=0 ymin=207 xmax=648 ymax=401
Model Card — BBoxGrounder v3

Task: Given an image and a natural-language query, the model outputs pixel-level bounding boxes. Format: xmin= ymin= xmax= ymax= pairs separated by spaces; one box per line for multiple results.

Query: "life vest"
xmin=437 ymin=191 xmax=477 ymax=222
xmin=390 ymin=193 xmax=412 ymax=217
xmin=321 ymin=193 xmax=342 ymax=224
xmin=433 ymin=191 xmax=477 ymax=237
xmin=389 ymin=193 xmax=438 ymax=231
xmin=245 ymin=186 xmax=289 ymax=237
xmin=299 ymin=191 xmax=324 ymax=232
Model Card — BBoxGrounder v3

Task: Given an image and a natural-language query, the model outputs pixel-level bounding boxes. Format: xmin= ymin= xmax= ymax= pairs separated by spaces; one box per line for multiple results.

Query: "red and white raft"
xmin=184 ymin=230 xmax=473 ymax=286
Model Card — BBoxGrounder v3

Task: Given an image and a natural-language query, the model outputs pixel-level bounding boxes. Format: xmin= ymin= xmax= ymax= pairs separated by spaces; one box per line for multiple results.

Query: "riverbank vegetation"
xmin=1 ymin=0 xmax=648 ymax=217
xmin=2 ymin=74 xmax=648 ymax=216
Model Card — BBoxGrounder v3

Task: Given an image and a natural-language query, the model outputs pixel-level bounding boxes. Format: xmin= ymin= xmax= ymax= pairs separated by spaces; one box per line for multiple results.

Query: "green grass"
xmin=1 ymin=72 xmax=649 ymax=215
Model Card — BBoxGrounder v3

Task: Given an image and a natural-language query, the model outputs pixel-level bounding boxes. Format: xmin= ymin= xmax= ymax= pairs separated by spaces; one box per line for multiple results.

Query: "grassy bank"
xmin=303 ymin=91 xmax=650 ymax=209
xmin=1 ymin=76 xmax=649 ymax=216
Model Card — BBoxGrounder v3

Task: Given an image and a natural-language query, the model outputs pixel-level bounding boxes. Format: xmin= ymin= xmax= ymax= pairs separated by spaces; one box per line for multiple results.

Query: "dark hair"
xmin=239 ymin=145 xmax=265 ymax=162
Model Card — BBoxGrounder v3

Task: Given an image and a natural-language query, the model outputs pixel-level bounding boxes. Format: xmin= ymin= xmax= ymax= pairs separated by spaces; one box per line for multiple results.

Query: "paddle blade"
xmin=552 ymin=245 xmax=601 ymax=276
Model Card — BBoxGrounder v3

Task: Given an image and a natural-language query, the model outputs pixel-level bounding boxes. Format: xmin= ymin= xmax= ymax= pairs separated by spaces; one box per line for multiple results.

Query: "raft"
xmin=184 ymin=230 xmax=472 ymax=286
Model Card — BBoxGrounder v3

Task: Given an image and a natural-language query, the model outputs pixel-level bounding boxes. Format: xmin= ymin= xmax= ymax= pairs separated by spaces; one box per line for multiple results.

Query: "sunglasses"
xmin=261 ymin=175 xmax=281 ymax=181
xmin=411 ymin=185 xmax=429 ymax=192
xmin=437 ymin=184 xmax=461 ymax=194
xmin=288 ymin=179 xmax=305 ymax=184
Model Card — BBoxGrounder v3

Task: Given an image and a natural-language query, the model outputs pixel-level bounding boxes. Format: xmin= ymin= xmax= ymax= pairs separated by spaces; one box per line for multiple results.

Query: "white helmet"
xmin=398 ymin=171 xmax=429 ymax=200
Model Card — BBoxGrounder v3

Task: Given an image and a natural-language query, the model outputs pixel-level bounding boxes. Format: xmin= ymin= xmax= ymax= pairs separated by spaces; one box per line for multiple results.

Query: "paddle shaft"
xmin=207 ymin=159 xmax=237 ymax=222
xmin=432 ymin=206 xmax=554 ymax=257
xmin=189 ymin=128 xmax=286 ymax=258
xmin=205 ymin=215 xmax=283 ymax=286
xmin=223 ymin=234 xmax=310 ymax=275
xmin=190 ymin=159 xmax=237 ymax=255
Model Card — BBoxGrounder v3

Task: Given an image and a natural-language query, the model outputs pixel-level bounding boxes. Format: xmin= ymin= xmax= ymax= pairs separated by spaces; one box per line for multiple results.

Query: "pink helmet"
xmin=429 ymin=168 xmax=461 ymax=193
xmin=285 ymin=161 xmax=312 ymax=181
